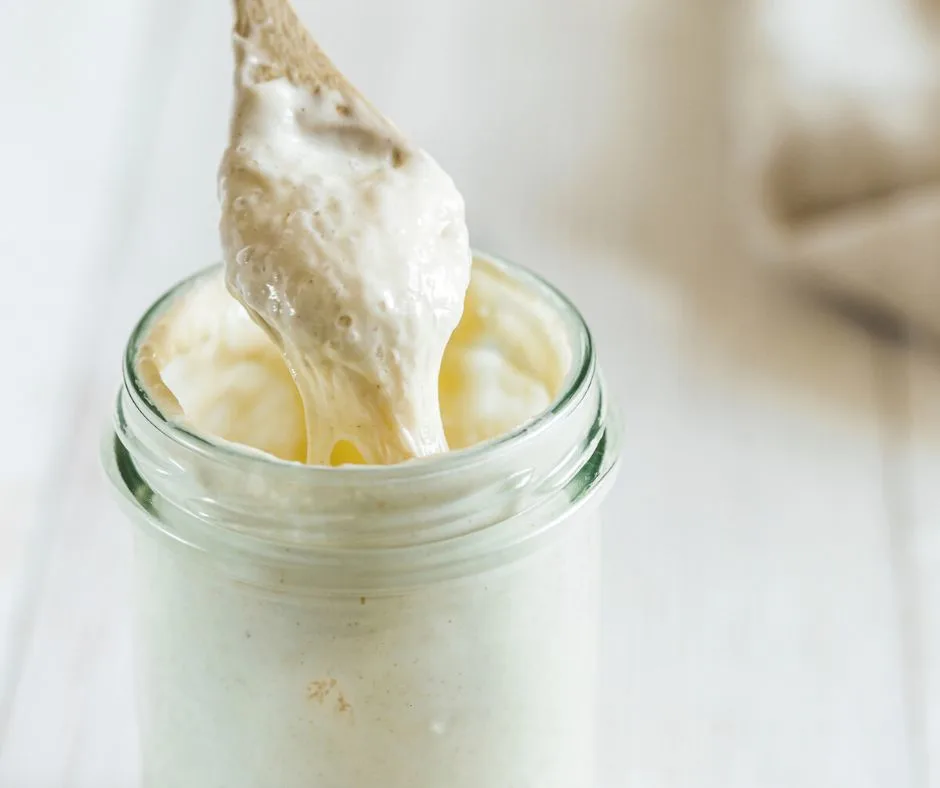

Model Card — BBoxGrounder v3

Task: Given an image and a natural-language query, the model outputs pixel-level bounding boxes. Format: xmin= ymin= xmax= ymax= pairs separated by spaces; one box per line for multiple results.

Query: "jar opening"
xmin=123 ymin=252 xmax=592 ymax=480
xmin=106 ymin=252 xmax=619 ymax=586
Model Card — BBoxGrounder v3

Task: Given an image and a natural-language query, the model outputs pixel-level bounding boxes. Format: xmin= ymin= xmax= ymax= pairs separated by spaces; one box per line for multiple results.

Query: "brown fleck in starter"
xmin=307 ymin=678 xmax=337 ymax=703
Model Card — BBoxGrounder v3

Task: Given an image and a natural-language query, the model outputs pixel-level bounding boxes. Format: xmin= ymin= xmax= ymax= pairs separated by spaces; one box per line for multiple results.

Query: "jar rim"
xmin=108 ymin=250 xmax=620 ymax=588
xmin=122 ymin=250 xmax=595 ymax=480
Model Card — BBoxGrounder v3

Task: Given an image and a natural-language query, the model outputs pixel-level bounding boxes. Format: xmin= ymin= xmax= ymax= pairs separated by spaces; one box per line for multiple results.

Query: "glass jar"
xmin=104 ymin=252 xmax=620 ymax=788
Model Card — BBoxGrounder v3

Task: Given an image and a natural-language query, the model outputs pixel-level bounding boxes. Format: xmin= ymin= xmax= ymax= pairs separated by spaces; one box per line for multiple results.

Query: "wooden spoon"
xmin=221 ymin=0 xmax=465 ymax=466
xmin=230 ymin=0 xmax=403 ymax=145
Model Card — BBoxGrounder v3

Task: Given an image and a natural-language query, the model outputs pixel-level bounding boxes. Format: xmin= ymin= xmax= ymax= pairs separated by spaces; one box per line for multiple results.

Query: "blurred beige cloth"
xmin=733 ymin=0 xmax=940 ymax=332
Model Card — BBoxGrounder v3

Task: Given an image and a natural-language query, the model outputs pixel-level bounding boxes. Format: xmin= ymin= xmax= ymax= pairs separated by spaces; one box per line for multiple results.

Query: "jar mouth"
xmin=108 ymin=250 xmax=619 ymax=587
xmin=121 ymin=250 xmax=594 ymax=482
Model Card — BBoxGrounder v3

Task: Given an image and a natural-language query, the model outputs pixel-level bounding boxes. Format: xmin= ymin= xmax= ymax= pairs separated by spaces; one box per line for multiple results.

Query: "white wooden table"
xmin=1 ymin=1 xmax=937 ymax=786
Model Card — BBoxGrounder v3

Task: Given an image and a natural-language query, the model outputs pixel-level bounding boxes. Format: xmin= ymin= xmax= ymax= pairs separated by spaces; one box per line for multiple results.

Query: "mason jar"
xmin=104 ymin=252 xmax=620 ymax=788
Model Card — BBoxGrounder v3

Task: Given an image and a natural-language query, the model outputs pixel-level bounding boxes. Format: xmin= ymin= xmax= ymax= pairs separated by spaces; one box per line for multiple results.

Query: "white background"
xmin=0 ymin=0 xmax=937 ymax=786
